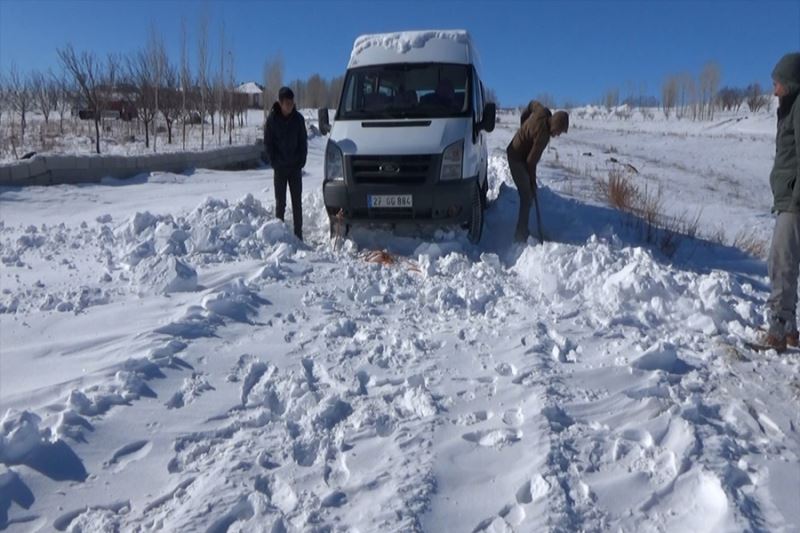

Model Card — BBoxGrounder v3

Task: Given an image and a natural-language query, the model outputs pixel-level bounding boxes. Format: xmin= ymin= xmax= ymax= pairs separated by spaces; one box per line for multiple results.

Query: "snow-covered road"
xmin=1 ymin=114 xmax=798 ymax=532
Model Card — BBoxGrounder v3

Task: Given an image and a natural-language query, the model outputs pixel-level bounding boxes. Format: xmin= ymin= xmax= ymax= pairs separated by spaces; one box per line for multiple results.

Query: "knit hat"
xmin=551 ymin=111 xmax=569 ymax=134
xmin=772 ymin=53 xmax=800 ymax=95
xmin=278 ymin=86 xmax=294 ymax=101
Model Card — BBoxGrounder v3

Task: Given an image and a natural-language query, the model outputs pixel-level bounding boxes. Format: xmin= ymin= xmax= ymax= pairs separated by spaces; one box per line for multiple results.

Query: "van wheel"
xmin=467 ymin=183 xmax=484 ymax=244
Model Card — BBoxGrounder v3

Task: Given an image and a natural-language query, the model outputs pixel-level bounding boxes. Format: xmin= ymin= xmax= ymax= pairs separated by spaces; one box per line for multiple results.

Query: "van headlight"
xmin=440 ymin=140 xmax=463 ymax=181
xmin=325 ymin=141 xmax=344 ymax=182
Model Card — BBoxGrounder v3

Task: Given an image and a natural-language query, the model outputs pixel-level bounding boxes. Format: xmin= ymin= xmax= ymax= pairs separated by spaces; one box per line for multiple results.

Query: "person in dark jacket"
xmin=265 ymin=87 xmax=308 ymax=240
xmin=506 ymin=101 xmax=569 ymax=242
xmin=764 ymin=53 xmax=800 ymax=352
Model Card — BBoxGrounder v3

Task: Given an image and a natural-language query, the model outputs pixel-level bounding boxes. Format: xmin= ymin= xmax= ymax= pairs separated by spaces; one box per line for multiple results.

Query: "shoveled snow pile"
xmin=1 ymin=110 xmax=798 ymax=532
xmin=0 ymin=193 xmax=299 ymax=314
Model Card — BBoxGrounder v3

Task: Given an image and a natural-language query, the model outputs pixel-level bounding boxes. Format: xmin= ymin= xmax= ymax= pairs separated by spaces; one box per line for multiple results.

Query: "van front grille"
xmin=350 ymin=155 xmax=436 ymax=185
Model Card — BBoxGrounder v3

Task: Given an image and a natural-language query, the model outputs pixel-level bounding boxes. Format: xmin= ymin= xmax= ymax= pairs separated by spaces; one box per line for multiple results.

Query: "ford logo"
xmin=380 ymin=163 xmax=400 ymax=173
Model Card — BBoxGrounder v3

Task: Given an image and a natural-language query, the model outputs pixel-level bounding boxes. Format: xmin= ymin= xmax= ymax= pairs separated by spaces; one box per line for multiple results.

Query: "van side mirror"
xmin=318 ymin=108 xmax=331 ymax=135
xmin=481 ymin=103 xmax=496 ymax=133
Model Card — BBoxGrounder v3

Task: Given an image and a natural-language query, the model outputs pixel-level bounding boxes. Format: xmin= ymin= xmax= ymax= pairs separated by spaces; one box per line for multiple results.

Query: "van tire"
xmin=468 ymin=183 xmax=484 ymax=244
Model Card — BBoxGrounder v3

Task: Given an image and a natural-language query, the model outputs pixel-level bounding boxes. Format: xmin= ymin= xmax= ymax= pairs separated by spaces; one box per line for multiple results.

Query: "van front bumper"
xmin=323 ymin=175 xmax=478 ymax=225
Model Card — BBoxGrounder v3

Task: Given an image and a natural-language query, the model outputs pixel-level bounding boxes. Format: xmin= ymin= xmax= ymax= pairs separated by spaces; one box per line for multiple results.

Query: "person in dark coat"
xmin=264 ymin=86 xmax=308 ymax=240
xmin=764 ymin=53 xmax=800 ymax=352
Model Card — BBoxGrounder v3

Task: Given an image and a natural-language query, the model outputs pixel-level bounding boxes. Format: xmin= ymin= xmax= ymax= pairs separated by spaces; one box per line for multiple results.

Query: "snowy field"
xmin=1 ymin=108 xmax=799 ymax=532
xmin=0 ymin=108 xmax=277 ymax=164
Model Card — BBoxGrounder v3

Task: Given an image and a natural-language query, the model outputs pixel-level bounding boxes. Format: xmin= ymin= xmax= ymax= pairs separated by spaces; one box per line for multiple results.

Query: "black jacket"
xmin=264 ymin=103 xmax=308 ymax=172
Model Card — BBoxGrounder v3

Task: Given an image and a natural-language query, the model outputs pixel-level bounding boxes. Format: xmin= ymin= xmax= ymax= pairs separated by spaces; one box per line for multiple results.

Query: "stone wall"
xmin=0 ymin=144 xmax=265 ymax=186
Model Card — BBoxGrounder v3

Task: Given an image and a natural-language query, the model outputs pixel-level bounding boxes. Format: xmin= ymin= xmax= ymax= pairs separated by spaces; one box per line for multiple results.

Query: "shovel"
xmin=532 ymin=185 xmax=545 ymax=243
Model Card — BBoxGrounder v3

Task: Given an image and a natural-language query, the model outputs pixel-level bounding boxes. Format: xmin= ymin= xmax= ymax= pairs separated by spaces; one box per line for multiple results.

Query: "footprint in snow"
xmin=495 ymin=362 xmax=518 ymax=377
xmin=502 ymin=408 xmax=524 ymax=427
xmin=462 ymin=428 xmax=522 ymax=448
xmin=454 ymin=410 xmax=493 ymax=426
xmin=104 ymin=440 xmax=152 ymax=471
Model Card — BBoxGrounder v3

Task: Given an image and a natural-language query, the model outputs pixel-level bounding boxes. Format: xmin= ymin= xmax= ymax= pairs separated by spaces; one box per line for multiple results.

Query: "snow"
xmin=1 ymin=107 xmax=799 ymax=532
xmin=0 ymin=109 xmax=268 ymax=164
xmin=349 ymin=29 xmax=473 ymax=67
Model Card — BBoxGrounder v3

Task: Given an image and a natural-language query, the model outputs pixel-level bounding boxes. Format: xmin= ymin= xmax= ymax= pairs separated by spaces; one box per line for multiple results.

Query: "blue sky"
xmin=1 ymin=0 xmax=798 ymax=107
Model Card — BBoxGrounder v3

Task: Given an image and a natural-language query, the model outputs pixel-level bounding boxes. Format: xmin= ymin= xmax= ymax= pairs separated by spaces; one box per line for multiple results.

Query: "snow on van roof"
xmin=349 ymin=30 xmax=473 ymax=68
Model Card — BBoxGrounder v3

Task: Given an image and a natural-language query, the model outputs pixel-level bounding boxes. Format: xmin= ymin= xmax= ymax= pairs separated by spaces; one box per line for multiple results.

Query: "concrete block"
xmin=49 ymin=169 xmax=82 ymax=185
xmin=27 ymin=156 xmax=47 ymax=178
xmin=44 ymin=155 xmax=77 ymax=171
xmin=74 ymin=157 xmax=91 ymax=170
xmin=105 ymin=155 xmax=126 ymax=170
xmin=29 ymin=173 xmax=52 ymax=186
xmin=171 ymin=154 xmax=189 ymax=173
xmin=89 ymin=156 xmax=108 ymax=170
xmin=192 ymin=154 xmax=213 ymax=169
xmin=135 ymin=155 xmax=154 ymax=170
xmin=155 ymin=154 xmax=172 ymax=168
xmin=0 ymin=165 xmax=13 ymax=185
xmin=9 ymin=163 xmax=31 ymax=181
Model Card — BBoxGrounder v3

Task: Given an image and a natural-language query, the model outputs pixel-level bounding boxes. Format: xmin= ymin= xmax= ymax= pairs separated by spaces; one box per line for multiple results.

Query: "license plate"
xmin=368 ymin=195 xmax=413 ymax=208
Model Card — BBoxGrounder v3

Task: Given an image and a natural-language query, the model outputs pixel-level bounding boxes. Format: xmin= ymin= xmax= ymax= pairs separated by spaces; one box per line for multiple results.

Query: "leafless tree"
xmin=31 ymin=70 xmax=58 ymax=128
xmin=623 ymin=80 xmax=636 ymax=108
xmin=699 ymin=62 xmax=721 ymax=120
xmin=127 ymin=48 xmax=157 ymax=148
xmin=145 ymin=25 xmax=167 ymax=152
xmin=227 ymin=45 xmax=236 ymax=145
xmin=327 ymin=75 xmax=345 ymax=109
xmin=602 ymin=88 xmax=619 ymax=110
xmin=306 ymin=74 xmax=328 ymax=108
xmin=160 ymin=60 xmax=182 ymax=144
xmin=662 ymin=75 xmax=678 ymax=118
xmin=0 ymin=73 xmax=6 ymax=133
xmin=58 ymin=45 xmax=119 ymax=153
xmin=234 ymin=91 xmax=248 ymax=127
xmin=289 ymin=79 xmax=306 ymax=109
xmin=206 ymin=77 xmax=218 ymax=138
xmin=8 ymin=64 xmax=32 ymax=143
xmin=638 ymin=81 xmax=648 ymax=109
xmin=53 ymin=70 xmax=73 ymax=134
xmin=180 ymin=17 xmax=190 ymax=150
xmin=216 ymin=20 xmax=225 ymax=145
xmin=746 ymin=83 xmax=769 ymax=112
xmin=263 ymin=53 xmax=284 ymax=120
xmin=717 ymin=87 xmax=745 ymax=112
xmin=675 ymin=72 xmax=697 ymax=120
xmin=197 ymin=12 xmax=209 ymax=150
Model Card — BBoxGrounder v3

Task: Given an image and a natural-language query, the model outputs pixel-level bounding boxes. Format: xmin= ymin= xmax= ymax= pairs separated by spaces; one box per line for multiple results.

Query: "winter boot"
xmin=763 ymin=315 xmax=789 ymax=353
xmin=787 ymin=330 xmax=799 ymax=348
xmin=762 ymin=332 xmax=788 ymax=353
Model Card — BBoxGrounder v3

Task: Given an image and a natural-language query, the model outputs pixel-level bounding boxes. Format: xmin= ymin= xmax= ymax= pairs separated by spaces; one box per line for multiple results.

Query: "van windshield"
xmin=337 ymin=63 xmax=471 ymax=120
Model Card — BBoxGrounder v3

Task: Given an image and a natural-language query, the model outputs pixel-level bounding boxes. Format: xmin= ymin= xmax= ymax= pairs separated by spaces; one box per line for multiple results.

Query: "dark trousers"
xmin=507 ymin=151 xmax=537 ymax=242
xmin=274 ymin=168 xmax=303 ymax=240
xmin=767 ymin=211 xmax=800 ymax=335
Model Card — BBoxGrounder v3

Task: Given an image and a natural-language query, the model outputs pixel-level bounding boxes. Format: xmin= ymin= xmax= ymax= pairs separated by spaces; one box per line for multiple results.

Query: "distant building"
xmin=72 ymin=83 xmax=139 ymax=121
xmin=236 ymin=82 xmax=265 ymax=109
